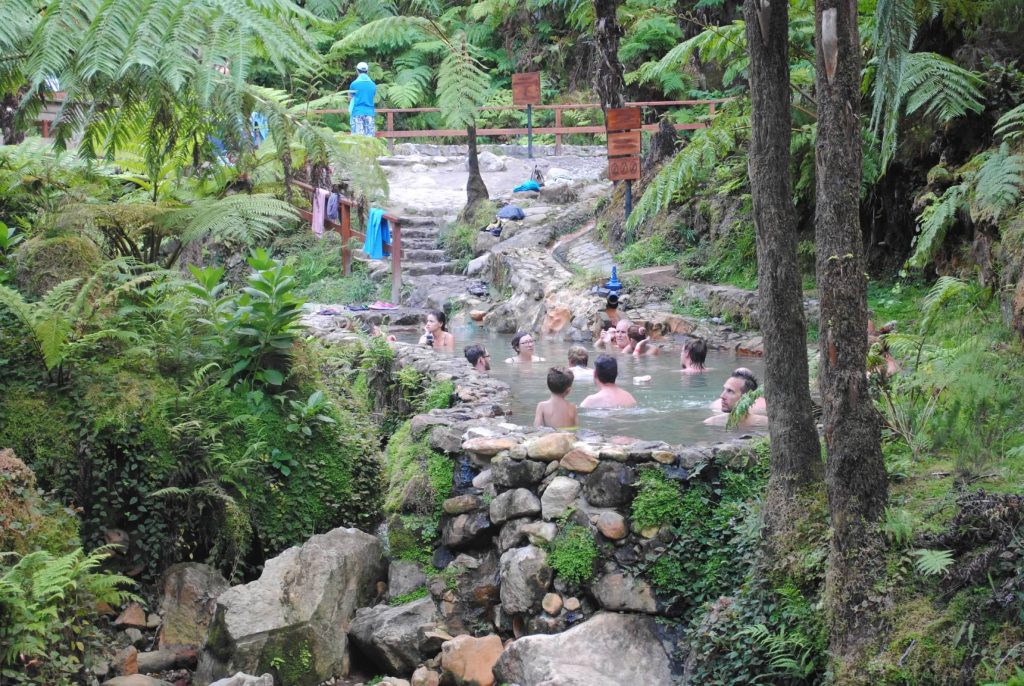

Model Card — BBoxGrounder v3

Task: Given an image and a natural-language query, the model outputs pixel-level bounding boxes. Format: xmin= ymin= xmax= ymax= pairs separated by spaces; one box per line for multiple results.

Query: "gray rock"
xmin=208 ymin=674 xmax=274 ymax=686
xmin=466 ymin=254 xmax=491 ymax=276
xmin=442 ymin=494 xmax=483 ymax=515
xmin=124 ymin=628 xmax=144 ymax=646
xmin=137 ymin=649 xmax=195 ymax=673
xmin=431 ymin=551 xmax=500 ymax=635
xmin=493 ymin=612 xmax=672 ymax=686
xmin=441 ymin=510 xmax=494 ymax=549
xmin=583 ymin=462 xmax=634 ymax=508
xmin=541 ymin=476 xmax=581 ymax=521
xmin=489 ymin=488 xmax=541 ymax=524
xmin=491 ymin=456 xmax=546 ymax=489
xmin=102 ymin=677 xmax=173 ymax=686
xmin=474 ymin=151 xmax=507 ymax=172
xmin=195 ymin=527 xmax=386 ymax=686
xmin=387 ymin=560 xmax=428 ymax=601
xmin=471 ymin=469 xmax=493 ymax=489
xmin=158 ymin=562 xmax=229 ymax=650
xmin=499 ymin=546 xmax=552 ymax=614
xmin=591 ymin=573 xmax=657 ymax=613
xmin=349 ymin=598 xmax=444 ymax=675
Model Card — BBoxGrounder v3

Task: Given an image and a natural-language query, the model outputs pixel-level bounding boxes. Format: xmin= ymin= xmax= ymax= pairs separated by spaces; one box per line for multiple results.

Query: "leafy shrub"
xmin=631 ymin=467 xmax=684 ymax=530
xmin=617 ymin=234 xmax=678 ymax=270
xmin=0 ymin=547 xmax=137 ymax=685
xmin=548 ymin=524 xmax=598 ymax=586
xmin=13 ymin=235 xmax=102 ymax=298
xmin=0 ymin=451 xmax=79 ymax=556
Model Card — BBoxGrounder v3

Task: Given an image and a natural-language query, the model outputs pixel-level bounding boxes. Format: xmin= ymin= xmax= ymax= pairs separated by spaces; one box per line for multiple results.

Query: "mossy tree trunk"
xmin=464 ymin=125 xmax=489 ymax=217
xmin=814 ymin=0 xmax=888 ymax=680
xmin=743 ymin=0 xmax=823 ymax=536
xmin=593 ymin=0 xmax=626 ymax=111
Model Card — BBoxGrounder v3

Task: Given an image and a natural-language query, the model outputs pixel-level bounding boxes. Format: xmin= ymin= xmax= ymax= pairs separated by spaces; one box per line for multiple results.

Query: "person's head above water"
xmin=627 ymin=325 xmax=646 ymax=343
xmin=568 ymin=345 xmax=589 ymax=367
xmin=356 ymin=61 xmax=369 ymax=73
xmin=425 ymin=310 xmax=447 ymax=332
xmin=720 ymin=368 xmax=759 ymax=413
xmin=683 ymin=338 xmax=708 ymax=367
xmin=464 ymin=344 xmax=490 ymax=371
xmin=511 ymin=331 xmax=536 ymax=354
xmin=547 ymin=367 xmax=574 ymax=396
xmin=593 ymin=354 xmax=619 ymax=385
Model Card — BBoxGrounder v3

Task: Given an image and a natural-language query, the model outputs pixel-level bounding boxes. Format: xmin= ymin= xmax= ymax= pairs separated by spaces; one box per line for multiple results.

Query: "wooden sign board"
xmin=607 ymin=131 xmax=641 ymax=157
xmin=511 ymin=72 xmax=542 ymax=106
xmin=608 ymin=156 xmax=641 ymax=181
xmin=606 ymin=107 xmax=641 ymax=132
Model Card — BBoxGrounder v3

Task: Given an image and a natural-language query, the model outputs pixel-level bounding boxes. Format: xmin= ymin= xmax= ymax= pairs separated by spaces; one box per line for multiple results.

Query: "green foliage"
xmin=0 ymin=547 xmax=137 ymax=685
xmin=388 ymin=586 xmax=429 ymax=605
xmin=736 ymin=622 xmax=820 ymax=681
xmin=427 ymin=453 xmax=455 ymax=509
xmin=911 ymin=548 xmax=955 ymax=576
xmin=420 ymin=380 xmax=456 ymax=411
xmin=0 ymin=454 xmax=79 ymax=557
xmin=631 ymin=467 xmax=684 ymax=531
xmin=547 ymin=524 xmax=598 ymax=586
xmin=882 ymin=506 xmax=915 ymax=548
xmin=616 ymin=234 xmax=677 ymax=270
xmin=0 ymin=223 xmax=24 ymax=285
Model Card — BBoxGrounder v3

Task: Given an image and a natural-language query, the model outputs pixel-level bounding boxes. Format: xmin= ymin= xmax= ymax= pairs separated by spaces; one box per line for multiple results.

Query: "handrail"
xmin=291 ymin=179 xmax=403 ymax=305
xmin=311 ymin=98 xmax=731 ymax=153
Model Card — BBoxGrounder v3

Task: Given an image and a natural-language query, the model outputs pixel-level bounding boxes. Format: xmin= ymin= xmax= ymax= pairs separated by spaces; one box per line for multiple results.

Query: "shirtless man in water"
xmin=580 ymin=354 xmax=637 ymax=409
xmin=705 ymin=368 xmax=768 ymax=428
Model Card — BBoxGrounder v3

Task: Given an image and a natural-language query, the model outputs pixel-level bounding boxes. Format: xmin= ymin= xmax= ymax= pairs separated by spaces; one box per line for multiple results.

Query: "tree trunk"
xmin=593 ymin=0 xmax=626 ymax=111
xmin=1 ymin=92 xmax=26 ymax=145
xmin=464 ymin=125 xmax=489 ymax=216
xmin=743 ymin=0 xmax=823 ymax=531
xmin=814 ymin=0 xmax=888 ymax=681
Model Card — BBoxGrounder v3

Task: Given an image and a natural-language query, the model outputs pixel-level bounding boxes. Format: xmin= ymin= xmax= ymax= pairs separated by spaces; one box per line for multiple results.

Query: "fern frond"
xmin=994 ymin=102 xmax=1024 ymax=142
xmin=901 ymin=52 xmax=985 ymax=123
xmin=330 ymin=15 xmax=431 ymax=55
xmin=168 ymin=193 xmax=298 ymax=246
xmin=971 ymin=143 xmax=1024 ymax=223
xmin=435 ymin=31 xmax=490 ymax=129
xmin=906 ymin=184 xmax=967 ymax=269
xmin=911 ymin=548 xmax=954 ymax=576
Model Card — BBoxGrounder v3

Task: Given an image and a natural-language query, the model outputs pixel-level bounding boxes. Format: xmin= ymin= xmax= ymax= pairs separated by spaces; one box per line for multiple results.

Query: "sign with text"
xmin=606 ymin=107 xmax=642 ymax=181
xmin=608 ymin=156 xmax=641 ymax=181
xmin=511 ymin=72 xmax=542 ymax=106
xmin=607 ymin=130 xmax=641 ymax=157
xmin=606 ymin=107 xmax=642 ymax=132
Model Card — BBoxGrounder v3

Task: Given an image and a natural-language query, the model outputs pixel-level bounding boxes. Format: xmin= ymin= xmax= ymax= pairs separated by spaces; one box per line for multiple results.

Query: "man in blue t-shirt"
xmin=348 ymin=62 xmax=377 ymax=137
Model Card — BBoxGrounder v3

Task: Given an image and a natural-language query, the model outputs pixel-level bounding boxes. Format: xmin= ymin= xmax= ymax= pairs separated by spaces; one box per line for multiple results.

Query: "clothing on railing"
xmin=311 ymin=188 xmax=330 ymax=238
xmin=327 ymin=193 xmax=340 ymax=222
xmin=363 ymin=208 xmax=391 ymax=259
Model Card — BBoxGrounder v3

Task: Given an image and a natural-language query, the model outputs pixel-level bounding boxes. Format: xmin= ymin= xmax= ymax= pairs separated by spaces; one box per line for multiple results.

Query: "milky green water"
xmin=400 ymin=325 xmax=766 ymax=445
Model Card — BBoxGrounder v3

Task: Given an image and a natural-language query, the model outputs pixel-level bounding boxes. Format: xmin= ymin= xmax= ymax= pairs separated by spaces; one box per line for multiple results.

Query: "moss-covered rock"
xmin=0 ymin=448 xmax=79 ymax=555
xmin=14 ymin=234 xmax=102 ymax=298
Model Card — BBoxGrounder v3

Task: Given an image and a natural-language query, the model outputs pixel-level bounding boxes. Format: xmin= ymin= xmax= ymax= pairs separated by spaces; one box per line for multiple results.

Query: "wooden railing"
xmin=312 ymin=99 xmax=730 ymax=154
xmin=291 ymin=180 xmax=403 ymax=306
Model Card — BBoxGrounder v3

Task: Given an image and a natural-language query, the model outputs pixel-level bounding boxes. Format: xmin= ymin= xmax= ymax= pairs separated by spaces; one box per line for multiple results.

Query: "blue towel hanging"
xmin=363 ymin=208 xmax=391 ymax=260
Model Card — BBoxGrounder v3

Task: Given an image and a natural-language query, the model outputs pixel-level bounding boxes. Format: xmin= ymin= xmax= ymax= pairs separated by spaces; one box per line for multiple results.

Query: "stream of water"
xmin=398 ymin=325 xmax=766 ymax=445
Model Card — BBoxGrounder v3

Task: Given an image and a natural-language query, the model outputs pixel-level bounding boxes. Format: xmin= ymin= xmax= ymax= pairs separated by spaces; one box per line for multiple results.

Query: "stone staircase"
xmin=394 ymin=214 xmax=458 ymax=278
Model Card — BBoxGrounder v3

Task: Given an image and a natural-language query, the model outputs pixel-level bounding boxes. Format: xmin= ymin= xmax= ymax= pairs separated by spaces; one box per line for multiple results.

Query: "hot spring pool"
xmin=397 ymin=326 xmax=766 ymax=445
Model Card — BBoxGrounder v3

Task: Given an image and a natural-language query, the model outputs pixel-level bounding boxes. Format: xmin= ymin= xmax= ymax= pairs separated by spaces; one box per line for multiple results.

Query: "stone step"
xmin=403 ymin=261 xmax=454 ymax=277
xmin=395 ymin=214 xmax=447 ymax=227
xmin=402 ymin=238 xmax=439 ymax=250
xmin=403 ymin=248 xmax=447 ymax=262
xmin=402 ymin=228 xmax=441 ymax=240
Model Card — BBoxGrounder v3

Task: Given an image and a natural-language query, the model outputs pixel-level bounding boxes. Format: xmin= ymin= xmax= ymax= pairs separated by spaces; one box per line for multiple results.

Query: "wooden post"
xmin=387 ymin=111 xmax=395 ymax=153
xmin=555 ymin=109 xmax=562 ymax=155
xmin=390 ymin=221 xmax=401 ymax=305
xmin=709 ymin=101 xmax=716 ymax=116
xmin=341 ymin=203 xmax=352 ymax=276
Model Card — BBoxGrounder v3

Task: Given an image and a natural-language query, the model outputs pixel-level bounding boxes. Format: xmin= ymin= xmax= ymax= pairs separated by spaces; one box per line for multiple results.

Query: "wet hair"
xmin=600 ymin=321 xmax=615 ymax=331
xmin=627 ymin=325 xmax=645 ymax=342
xmin=547 ymin=367 xmax=574 ymax=395
xmin=594 ymin=354 xmax=618 ymax=384
xmin=684 ymin=338 xmax=707 ymax=365
xmin=730 ymin=368 xmax=759 ymax=394
xmin=510 ymin=331 xmax=532 ymax=353
xmin=464 ymin=344 xmax=488 ymax=367
xmin=428 ymin=310 xmax=448 ymax=331
xmin=568 ymin=345 xmax=589 ymax=367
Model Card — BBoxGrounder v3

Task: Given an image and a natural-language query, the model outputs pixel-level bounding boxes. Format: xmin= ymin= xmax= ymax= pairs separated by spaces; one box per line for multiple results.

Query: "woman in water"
xmin=418 ymin=310 xmax=455 ymax=351
xmin=505 ymin=331 xmax=546 ymax=364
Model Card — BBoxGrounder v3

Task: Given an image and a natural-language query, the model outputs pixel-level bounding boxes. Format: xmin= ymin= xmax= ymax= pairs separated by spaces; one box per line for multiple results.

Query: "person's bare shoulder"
xmin=703 ymin=413 xmax=728 ymax=426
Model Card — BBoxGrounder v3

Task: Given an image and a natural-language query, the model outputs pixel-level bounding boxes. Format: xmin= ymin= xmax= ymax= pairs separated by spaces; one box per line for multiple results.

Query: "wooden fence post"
xmin=341 ymin=203 xmax=352 ymax=276
xmin=387 ymin=111 xmax=395 ymax=153
xmin=555 ymin=109 xmax=562 ymax=155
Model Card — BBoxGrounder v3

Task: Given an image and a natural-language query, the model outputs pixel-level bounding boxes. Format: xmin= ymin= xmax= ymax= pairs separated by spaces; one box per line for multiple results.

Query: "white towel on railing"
xmin=311 ymin=188 xmax=329 ymax=238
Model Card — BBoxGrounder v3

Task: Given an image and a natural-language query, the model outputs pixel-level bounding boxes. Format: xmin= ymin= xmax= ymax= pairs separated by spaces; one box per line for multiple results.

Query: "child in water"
xmin=534 ymin=367 xmax=577 ymax=429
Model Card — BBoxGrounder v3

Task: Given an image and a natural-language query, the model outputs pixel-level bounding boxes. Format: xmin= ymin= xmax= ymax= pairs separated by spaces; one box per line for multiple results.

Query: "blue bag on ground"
xmin=497 ymin=205 xmax=526 ymax=220
xmin=363 ymin=208 xmax=391 ymax=259
xmin=513 ymin=180 xmax=541 ymax=192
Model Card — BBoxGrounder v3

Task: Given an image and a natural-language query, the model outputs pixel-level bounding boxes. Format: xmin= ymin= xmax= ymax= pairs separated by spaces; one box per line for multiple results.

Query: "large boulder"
xmin=195 ymin=527 xmax=385 ymax=686
xmin=591 ymin=573 xmax=657 ymax=613
xmin=490 ymin=457 xmax=546 ymax=489
xmin=498 ymin=545 xmax=552 ymax=614
xmin=583 ymin=462 xmax=634 ymax=508
xmin=348 ymin=598 xmax=444 ymax=675
xmin=208 ymin=675 xmax=274 ymax=686
xmin=493 ymin=612 xmax=672 ymax=686
xmin=442 ymin=511 xmax=494 ymax=549
xmin=489 ymin=488 xmax=541 ymax=524
xmin=387 ymin=560 xmax=428 ymax=601
xmin=440 ymin=634 xmax=503 ymax=686
xmin=158 ymin=563 xmax=229 ymax=650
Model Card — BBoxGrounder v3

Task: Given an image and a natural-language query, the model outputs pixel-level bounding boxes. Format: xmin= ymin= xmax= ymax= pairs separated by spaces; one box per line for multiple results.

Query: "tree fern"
xmin=972 ymin=143 xmax=1024 ymax=223
xmin=169 ymin=194 xmax=299 ymax=246
xmin=907 ymin=184 xmax=967 ymax=269
xmin=436 ymin=31 xmax=490 ymax=128
xmin=330 ymin=15 xmax=432 ymax=54
xmin=901 ymin=52 xmax=984 ymax=122
xmin=994 ymin=102 xmax=1024 ymax=143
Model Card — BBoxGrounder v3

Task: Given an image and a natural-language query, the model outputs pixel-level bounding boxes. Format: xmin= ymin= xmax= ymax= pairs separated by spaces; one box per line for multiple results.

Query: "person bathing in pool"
xmin=629 ymin=325 xmax=660 ymax=357
xmin=506 ymin=331 xmax=546 ymax=364
xmin=680 ymin=337 xmax=709 ymax=373
xmin=708 ymin=366 xmax=767 ymax=414
xmin=705 ymin=368 xmax=768 ymax=428
xmin=418 ymin=310 xmax=454 ymax=351
xmin=580 ymin=354 xmax=637 ymax=409
xmin=534 ymin=367 xmax=578 ymax=429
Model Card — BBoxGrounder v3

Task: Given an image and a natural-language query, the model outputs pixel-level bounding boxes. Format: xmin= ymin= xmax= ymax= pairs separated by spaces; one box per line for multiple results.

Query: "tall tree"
xmin=814 ymin=0 xmax=888 ymax=680
xmin=593 ymin=0 xmax=626 ymax=110
xmin=742 ymin=0 xmax=823 ymax=532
